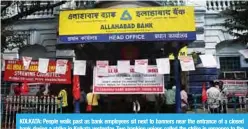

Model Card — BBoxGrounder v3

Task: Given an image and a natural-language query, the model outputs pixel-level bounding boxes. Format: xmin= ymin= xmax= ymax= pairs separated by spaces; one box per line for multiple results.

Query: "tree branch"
xmin=2 ymin=1 xmax=67 ymax=25
xmin=1 ymin=1 xmax=12 ymax=12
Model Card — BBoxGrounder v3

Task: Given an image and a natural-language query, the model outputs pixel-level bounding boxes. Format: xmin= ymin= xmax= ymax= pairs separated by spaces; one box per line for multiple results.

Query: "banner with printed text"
xmin=93 ymin=65 xmax=164 ymax=94
xmin=59 ymin=6 xmax=196 ymax=43
xmin=4 ymin=60 xmax=71 ymax=84
xmin=219 ymin=80 xmax=248 ymax=96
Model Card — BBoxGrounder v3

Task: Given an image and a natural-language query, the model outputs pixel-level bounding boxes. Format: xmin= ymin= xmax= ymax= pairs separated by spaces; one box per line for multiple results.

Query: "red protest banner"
xmin=4 ymin=60 xmax=71 ymax=84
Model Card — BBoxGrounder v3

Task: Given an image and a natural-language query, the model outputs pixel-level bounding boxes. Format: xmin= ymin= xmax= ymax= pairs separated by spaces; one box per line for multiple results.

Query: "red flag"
xmin=21 ymin=81 xmax=29 ymax=94
xmin=14 ymin=86 xmax=21 ymax=95
xmin=202 ymin=82 xmax=207 ymax=103
xmin=73 ymin=75 xmax=81 ymax=100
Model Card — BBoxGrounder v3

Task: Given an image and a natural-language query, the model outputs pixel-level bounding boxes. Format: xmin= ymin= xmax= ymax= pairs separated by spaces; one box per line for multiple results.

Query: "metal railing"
xmin=1 ymin=1 xmax=59 ymax=20
xmin=191 ymin=94 xmax=248 ymax=113
xmin=206 ymin=0 xmax=243 ymax=12
xmin=1 ymin=95 xmax=62 ymax=129
xmin=58 ymin=0 xmax=186 ymax=11
xmin=154 ymin=0 xmax=186 ymax=6
xmin=1 ymin=0 xmax=191 ymax=20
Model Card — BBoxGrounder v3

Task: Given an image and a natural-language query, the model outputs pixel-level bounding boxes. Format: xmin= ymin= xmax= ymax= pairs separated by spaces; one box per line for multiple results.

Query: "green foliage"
xmin=1 ymin=29 xmax=29 ymax=52
xmin=1 ymin=1 xmax=97 ymax=52
xmin=191 ymin=52 xmax=201 ymax=64
xmin=216 ymin=1 xmax=248 ymax=44
xmin=1 ymin=1 xmax=67 ymax=52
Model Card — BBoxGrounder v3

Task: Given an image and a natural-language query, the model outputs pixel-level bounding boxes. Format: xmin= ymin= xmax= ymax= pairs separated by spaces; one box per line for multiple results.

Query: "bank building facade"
xmin=1 ymin=0 xmax=248 ymax=113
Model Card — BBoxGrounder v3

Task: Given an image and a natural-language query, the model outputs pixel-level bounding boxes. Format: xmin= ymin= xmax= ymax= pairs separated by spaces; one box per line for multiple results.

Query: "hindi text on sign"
xmin=59 ymin=6 xmax=196 ymax=43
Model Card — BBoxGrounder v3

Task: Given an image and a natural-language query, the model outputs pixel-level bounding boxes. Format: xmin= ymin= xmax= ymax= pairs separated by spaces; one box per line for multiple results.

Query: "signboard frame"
xmin=58 ymin=6 xmax=196 ymax=43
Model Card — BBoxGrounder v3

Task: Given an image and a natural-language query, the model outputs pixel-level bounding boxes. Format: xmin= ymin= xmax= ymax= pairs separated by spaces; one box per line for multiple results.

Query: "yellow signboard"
xmin=169 ymin=46 xmax=188 ymax=60
xmin=59 ymin=6 xmax=196 ymax=43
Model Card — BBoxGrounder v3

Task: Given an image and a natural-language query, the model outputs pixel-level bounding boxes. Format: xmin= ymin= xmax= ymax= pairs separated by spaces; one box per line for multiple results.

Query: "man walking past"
xmin=207 ymin=81 xmax=221 ymax=113
xmin=218 ymin=81 xmax=228 ymax=113
xmin=164 ymin=85 xmax=176 ymax=113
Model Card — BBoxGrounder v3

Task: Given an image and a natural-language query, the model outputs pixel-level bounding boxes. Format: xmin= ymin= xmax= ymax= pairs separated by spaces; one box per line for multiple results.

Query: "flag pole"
xmin=173 ymin=42 xmax=181 ymax=113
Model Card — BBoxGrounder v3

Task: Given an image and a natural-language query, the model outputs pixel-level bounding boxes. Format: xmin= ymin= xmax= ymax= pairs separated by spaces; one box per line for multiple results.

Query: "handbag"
xmin=86 ymin=94 xmax=94 ymax=112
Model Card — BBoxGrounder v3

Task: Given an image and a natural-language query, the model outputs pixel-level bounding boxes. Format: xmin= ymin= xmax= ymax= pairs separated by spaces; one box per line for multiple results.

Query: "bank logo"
xmin=120 ymin=10 xmax=132 ymax=20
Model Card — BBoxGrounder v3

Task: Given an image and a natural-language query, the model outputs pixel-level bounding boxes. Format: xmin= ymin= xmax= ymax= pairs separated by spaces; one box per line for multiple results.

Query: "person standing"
xmin=86 ymin=87 xmax=100 ymax=113
xmin=36 ymin=86 xmax=46 ymax=113
xmin=58 ymin=88 xmax=69 ymax=113
xmin=207 ymin=81 xmax=221 ymax=113
xmin=79 ymin=90 xmax=87 ymax=113
xmin=180 ymin=85 xmax=188 ymax=113
xmin=36 ymin=86 xmax=45 ymax=97
xmin=164 ymin=85 xmax=176 ymax=113
xmin=218 ymin=81 xmax=228 ymax=113
xmin=144 ymin=94 xmax=157 ymax=113
xmin=14 ymin=84 xmax=21 ymax=96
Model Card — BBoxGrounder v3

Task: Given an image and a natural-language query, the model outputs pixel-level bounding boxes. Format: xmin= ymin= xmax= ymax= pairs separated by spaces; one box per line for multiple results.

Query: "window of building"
xmin=219 ymin=71 xmax=247 ymax=80
xmin=219 ymin=57 xmax=241 ymax=71
xmin=219 ymin=57 xmax=247 ymax=80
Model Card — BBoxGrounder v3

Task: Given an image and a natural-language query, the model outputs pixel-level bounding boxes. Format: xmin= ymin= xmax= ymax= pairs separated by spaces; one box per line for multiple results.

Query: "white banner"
xmin=22 ymin=56 xmax=32 ymax=70
xmin=219 ymin=80 xmax=248 ymax=96
xmin=96 ymin=60 xmax=109 ymax=76
xmin=38 ymin=58 xmax=49 ymax=73
xmin=199 ymin=55 xmax=217 ymax=68
xmin=156 ymin=58 xmax=170 ymax=74
xmin=135 ymin=59 xmax=148 ymax=74
xmin=179 ymin=56 xmax=195 ymax=71
xmin=55 ymin=59 xmax=68 ymax=74
xmin=117 ymin=60 xmax=130 ymax=73
xmin=73 ymin=60 xmax=86 ymax=75
xmin=93 ymin=65 xmax=164 ymax=94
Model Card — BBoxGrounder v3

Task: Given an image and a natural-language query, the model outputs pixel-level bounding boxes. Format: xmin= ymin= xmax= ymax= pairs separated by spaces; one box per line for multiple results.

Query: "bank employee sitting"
xmin=57 ymin=88 xmax=69 ymax=113
xmin=86 ymin=86 xmax=100 ymax=113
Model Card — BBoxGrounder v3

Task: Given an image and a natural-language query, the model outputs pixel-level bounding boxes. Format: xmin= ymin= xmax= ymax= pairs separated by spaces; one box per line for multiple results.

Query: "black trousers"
xmin=166 ymin=104 xmax=176 ymax=113
xmin=80 ymin=103 xmax=86 ymax=113
xmin=219 ymin=104 xmax=227 ymax=113
xmin=87 ymin=106 xmax=100 ymax=113
xmin=210 ymin=108 xmax=219 ymax=113
xmin=57 ymin=106 xmax=69 ymax=113
xmin=181 ymin=106 xmax=188 ymax=113
xmin=145 ymin=102 xmax=156 ymax=113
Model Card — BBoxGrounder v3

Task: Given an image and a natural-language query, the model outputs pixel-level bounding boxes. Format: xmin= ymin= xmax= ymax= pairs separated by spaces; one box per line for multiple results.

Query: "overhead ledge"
xmin=94 ymin=1 xmax=162 ymax=8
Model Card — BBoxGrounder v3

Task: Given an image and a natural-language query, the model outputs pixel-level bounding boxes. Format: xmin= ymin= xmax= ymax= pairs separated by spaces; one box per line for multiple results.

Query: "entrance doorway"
xmin=73 ymin=41 xmax=187 ymax=113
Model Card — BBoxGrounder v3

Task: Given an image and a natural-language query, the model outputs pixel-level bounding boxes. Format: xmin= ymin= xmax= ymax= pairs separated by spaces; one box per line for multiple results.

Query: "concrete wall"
xmin=3 ymin=1 xmax=205 ymax=58
xmin=204 ymin=12 xmax=248 ymax=68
